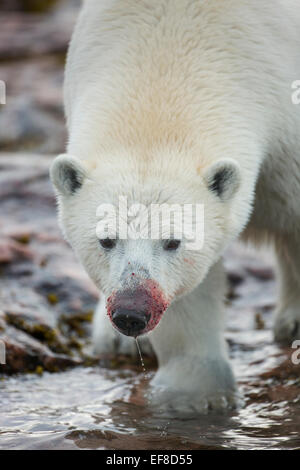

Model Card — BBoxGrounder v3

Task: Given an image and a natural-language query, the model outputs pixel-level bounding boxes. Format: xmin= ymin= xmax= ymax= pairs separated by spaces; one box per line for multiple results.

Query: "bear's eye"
xmin=99 ymin=238 xmax=116 ymax=250
xmin=163 ymin=239 xmax=181 ymax=251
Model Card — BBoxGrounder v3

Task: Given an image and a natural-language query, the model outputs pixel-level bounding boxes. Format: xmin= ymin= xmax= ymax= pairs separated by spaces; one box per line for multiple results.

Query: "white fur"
xmin=50 ymin=0 xmax=300 ymax=413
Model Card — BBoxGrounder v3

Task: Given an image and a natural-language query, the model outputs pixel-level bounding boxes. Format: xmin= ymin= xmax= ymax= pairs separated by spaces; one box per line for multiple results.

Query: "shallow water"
xmin=1 ymin=319 xmax=300 ymax=450
xmin=1 ymin=244 xmax=300 ymax=450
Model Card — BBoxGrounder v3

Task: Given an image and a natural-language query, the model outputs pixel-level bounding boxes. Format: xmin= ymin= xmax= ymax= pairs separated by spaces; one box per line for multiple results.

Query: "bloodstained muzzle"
xmin=106 ymin=280 xmax=168 ymax=337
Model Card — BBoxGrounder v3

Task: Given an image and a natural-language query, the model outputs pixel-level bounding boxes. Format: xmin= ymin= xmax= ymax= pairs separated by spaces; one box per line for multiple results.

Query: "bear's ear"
xmin=50 ymin=154 xmax=87 ymax=196
xmin=203 ymin=158 xmax=241 ymax=202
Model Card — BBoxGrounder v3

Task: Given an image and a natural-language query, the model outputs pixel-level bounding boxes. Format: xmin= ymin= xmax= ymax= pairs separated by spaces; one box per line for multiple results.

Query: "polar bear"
xmin=50 ymin=0 xmax=300 ymax=413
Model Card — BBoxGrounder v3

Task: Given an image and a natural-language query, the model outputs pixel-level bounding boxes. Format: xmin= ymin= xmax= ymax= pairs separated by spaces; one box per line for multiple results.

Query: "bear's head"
xmin=50 ymin=153 xmax=241 ymax=337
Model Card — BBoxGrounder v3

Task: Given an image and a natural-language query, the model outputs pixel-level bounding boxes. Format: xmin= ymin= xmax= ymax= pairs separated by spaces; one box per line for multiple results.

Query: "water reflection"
xmin=0 ymin=352 xmax=299 ymax=450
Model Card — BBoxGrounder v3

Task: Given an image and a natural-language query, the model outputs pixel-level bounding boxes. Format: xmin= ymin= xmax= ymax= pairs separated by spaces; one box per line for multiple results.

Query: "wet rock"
xmin=1 ymin=325 xmax=80 ymax=374
xmin=0 ymin=0 xmax=80 ymax=154
xmin=4 ymin=307 xmax=70 ymax=354
xmin=65 ymin=429 xmax=208 ymax=451
xmin=0 ymin=153 xmax=98 ymax=375
xmin=254 ymin=311 xmax=266 ymax=330
xmin=0 ymin=7 xmax=77 ymax=60
xmin=0 ymin=56 xmax=66 ymax=154
xmin=0 ymin=96 xmax=66 ymax=154
xmin=261 ymin=352 xmax=300 ymax=383
xmin=0 ymin=0 xmax=60 ymax=13
xmin=0 ymin=236 xmax=34 ymax=263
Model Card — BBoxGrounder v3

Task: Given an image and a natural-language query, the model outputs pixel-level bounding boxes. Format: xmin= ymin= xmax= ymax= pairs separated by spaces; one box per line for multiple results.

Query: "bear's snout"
xmin=112 ymin=308 xmax=150 ymax=336
xmin=107 ymin=281 xmax=169 ymax=337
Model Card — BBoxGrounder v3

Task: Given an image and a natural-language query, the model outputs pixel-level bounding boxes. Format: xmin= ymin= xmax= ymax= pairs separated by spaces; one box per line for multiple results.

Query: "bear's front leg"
xmin=148 ymin=261 xmax=238 ymax=415
xmin=274 ymin=236 xmax=300 ymax=344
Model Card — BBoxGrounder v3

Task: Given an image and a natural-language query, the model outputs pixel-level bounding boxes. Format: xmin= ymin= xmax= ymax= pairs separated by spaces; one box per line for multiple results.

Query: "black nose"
xmin=112 ymin=308 xmax=150 ymax=337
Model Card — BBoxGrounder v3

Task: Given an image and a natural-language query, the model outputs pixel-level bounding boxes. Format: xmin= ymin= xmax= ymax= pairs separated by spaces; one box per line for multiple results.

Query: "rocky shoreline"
xmin=0 ymin=153 xmax=98 ymax=374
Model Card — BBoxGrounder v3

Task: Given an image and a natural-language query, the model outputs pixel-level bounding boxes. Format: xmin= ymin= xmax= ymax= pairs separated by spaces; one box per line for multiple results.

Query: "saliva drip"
xmin=135 ymin=337 xmax=170 ymax=437
xmin=135 ymin=337 xmax=146 ymax=373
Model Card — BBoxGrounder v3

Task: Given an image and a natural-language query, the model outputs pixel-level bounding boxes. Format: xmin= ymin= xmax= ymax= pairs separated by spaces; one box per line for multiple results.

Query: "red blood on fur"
xmin=106 ymin=279 xmax=169 ymax=336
